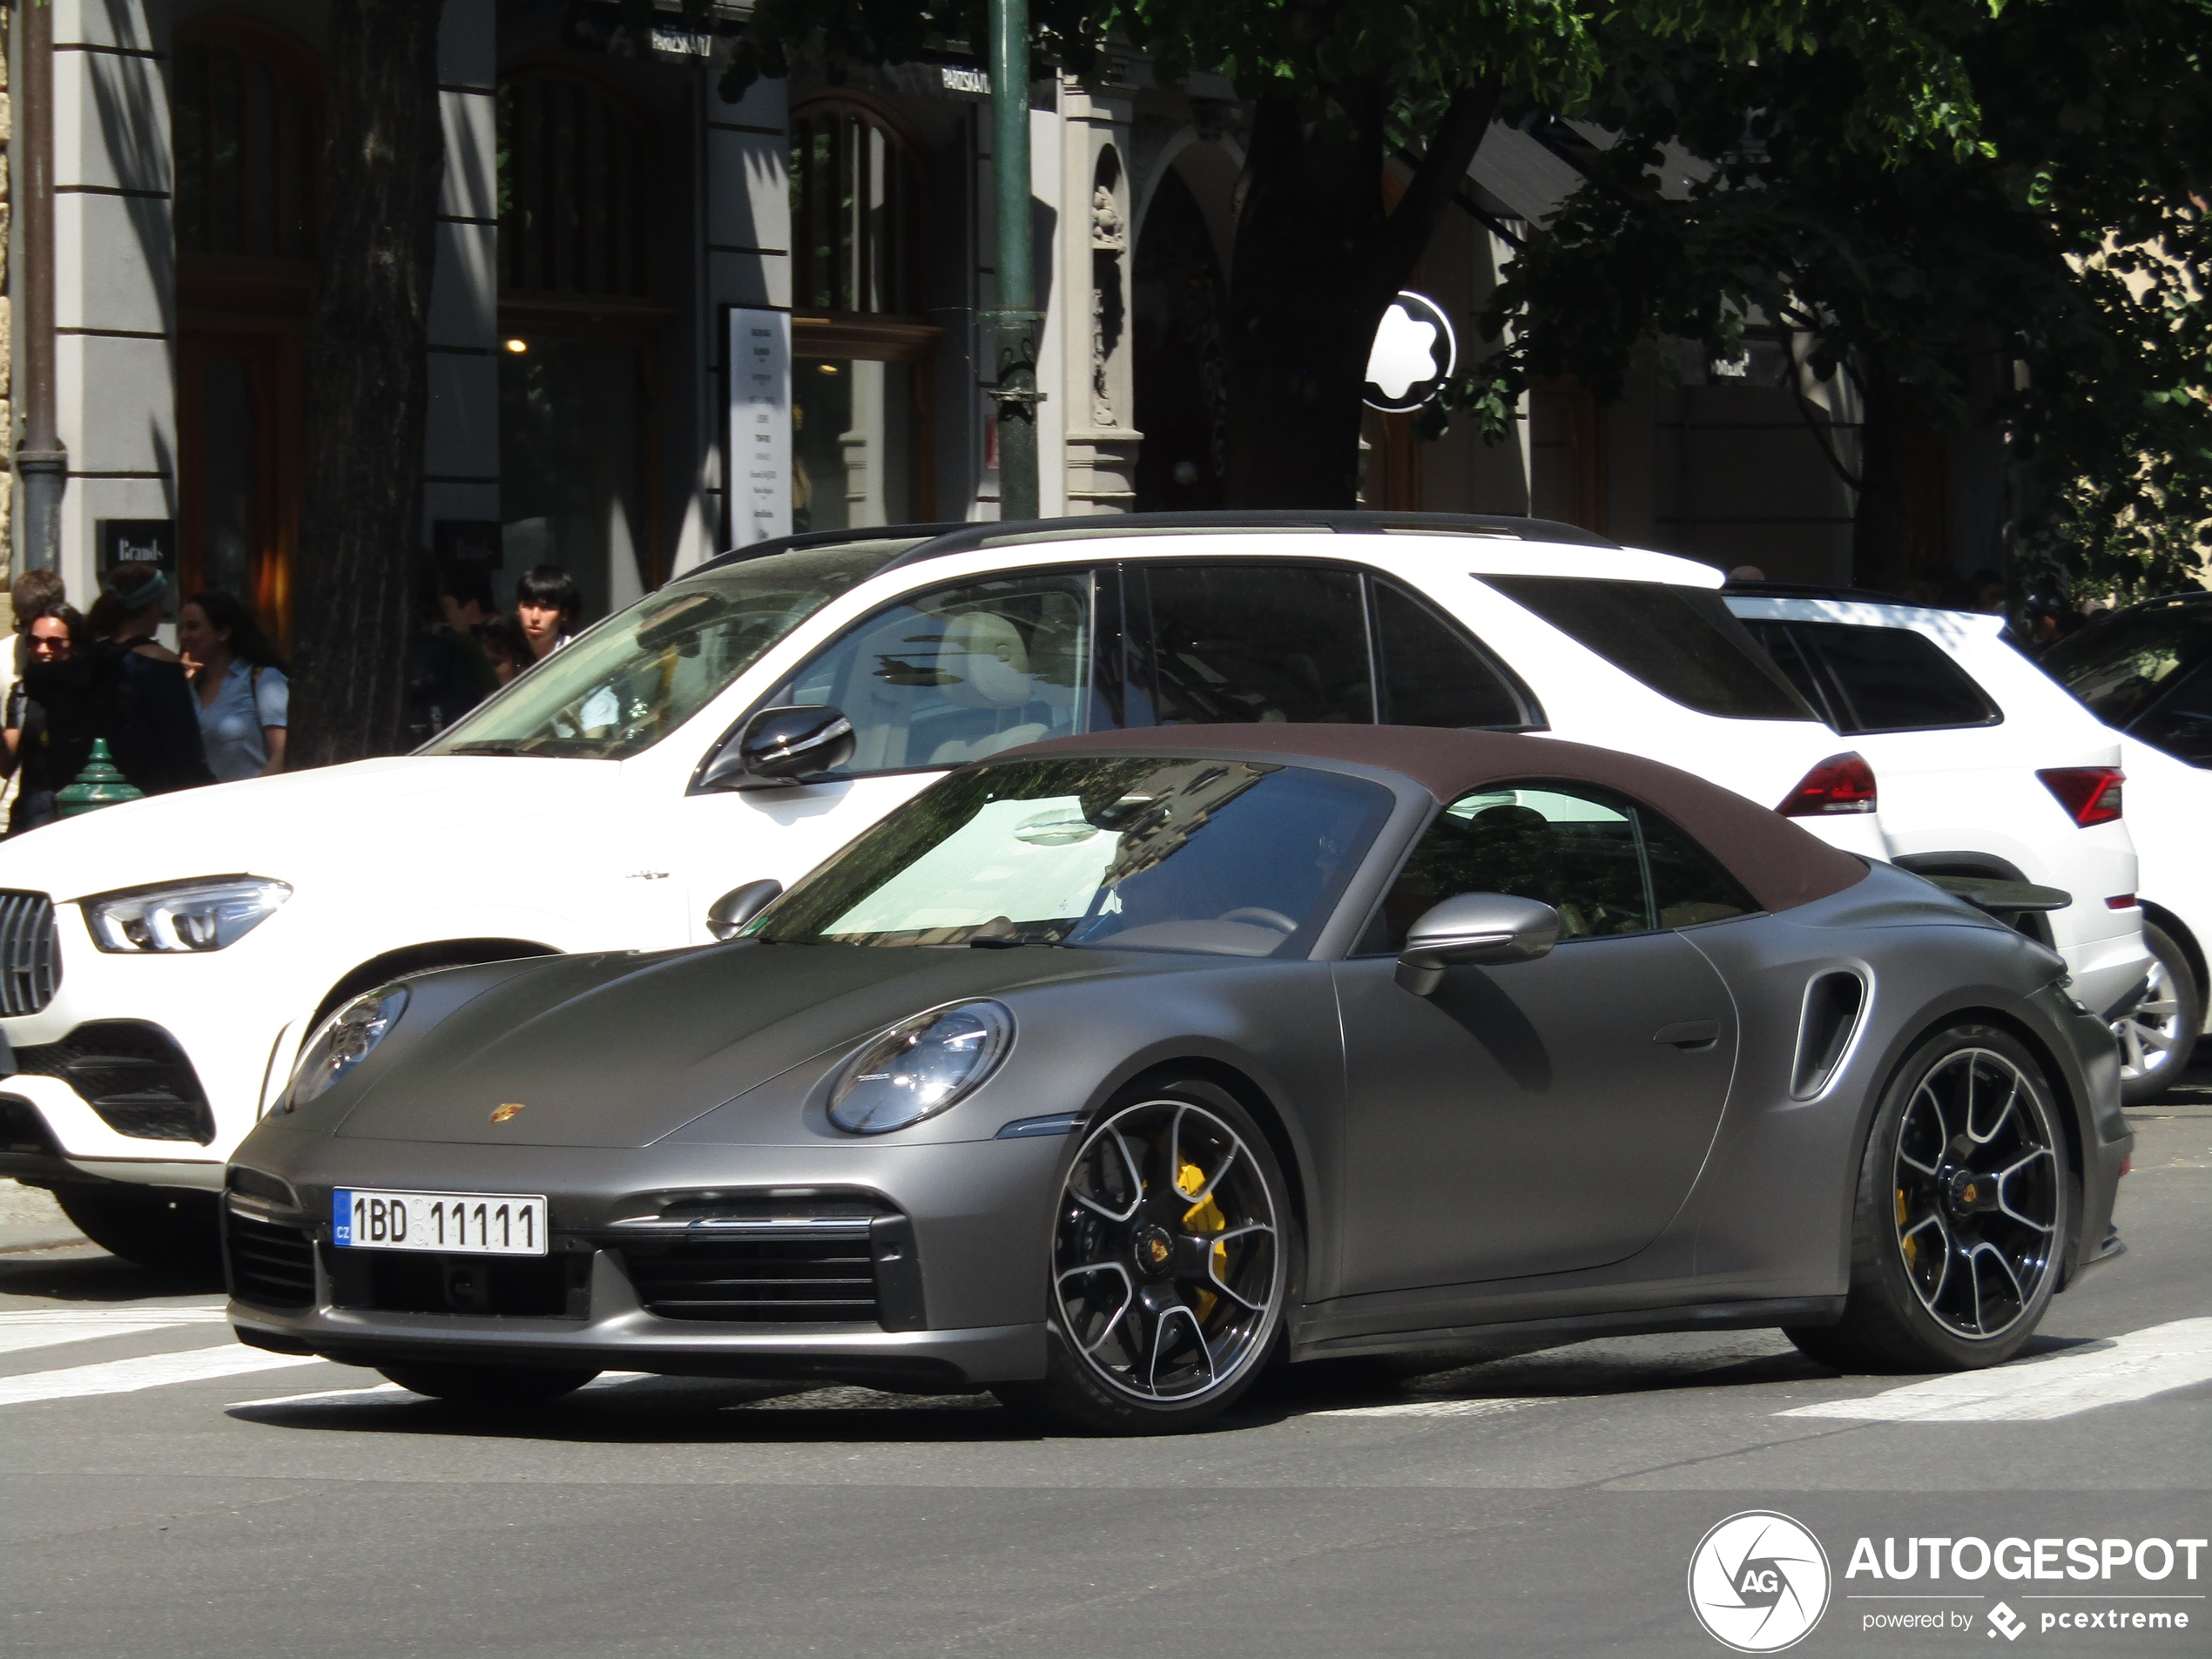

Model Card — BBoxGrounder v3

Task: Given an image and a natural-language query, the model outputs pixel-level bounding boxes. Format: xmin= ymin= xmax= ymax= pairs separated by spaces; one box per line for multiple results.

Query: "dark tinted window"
xmin=1642 ymin=809 xmax=1760 ymax=927
xmin=2131 ymin=659 xmax=2212 ymax=766
xmin=1136 ymin=564 xmax=1372 ymax=725
xmin=1791 ymin=623 xmax=2000 ymax=732
xmin=1484 ymin=577 xmax=1815 ymax=721
xmin=1370 ymin=782 xmax=1758 ymax=949
xmin=2041 ymin=599 xmax=2212 ymax=730
xmin=1372 ymin=578 xmax=1541 ymax=728
xmin=1737 ymin=618 xmax=1839 ymax=725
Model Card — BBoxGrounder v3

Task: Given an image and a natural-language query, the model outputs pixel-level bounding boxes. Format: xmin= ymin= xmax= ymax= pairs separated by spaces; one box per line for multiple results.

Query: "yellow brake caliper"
xmin=1897 ymin=1188 xmax=1916 ymax=1264
xmin=1177 ymin=1160 xmax=1228 ymax=1322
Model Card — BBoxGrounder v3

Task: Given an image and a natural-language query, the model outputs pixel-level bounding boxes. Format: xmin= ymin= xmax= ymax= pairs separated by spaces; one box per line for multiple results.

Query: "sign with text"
xmin=728 ymin=307 xmax=792 ymax=548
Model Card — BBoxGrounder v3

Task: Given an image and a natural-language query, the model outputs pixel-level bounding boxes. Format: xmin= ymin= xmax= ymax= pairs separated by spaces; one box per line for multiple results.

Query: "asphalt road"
xmin=2 ymin=1071 xmax=2206 ymax=1659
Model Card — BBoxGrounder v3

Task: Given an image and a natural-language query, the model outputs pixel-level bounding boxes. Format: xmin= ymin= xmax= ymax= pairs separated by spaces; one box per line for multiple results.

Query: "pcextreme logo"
xmin=1689 ymin=1511 xmax=1834 ymax=1652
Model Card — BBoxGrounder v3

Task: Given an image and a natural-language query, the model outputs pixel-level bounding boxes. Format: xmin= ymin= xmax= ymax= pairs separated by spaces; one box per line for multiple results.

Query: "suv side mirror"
xmin=698 ymin=705 xmax=855 ymax=791
xmin=706 ymin=879 xmax=783 ymax=940
xmin=1396 ymin=892 xmax=1561 ymax=995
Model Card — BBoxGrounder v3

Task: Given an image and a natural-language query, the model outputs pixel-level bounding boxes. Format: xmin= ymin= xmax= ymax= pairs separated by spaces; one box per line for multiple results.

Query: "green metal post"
xmin=988 ymin=0 xmax=1042 ymax=520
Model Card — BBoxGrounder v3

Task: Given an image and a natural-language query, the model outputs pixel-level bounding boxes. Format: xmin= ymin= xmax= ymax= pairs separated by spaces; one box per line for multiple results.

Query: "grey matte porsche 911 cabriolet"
xmin=224 ymin=725 xmax=2130 ymax=1433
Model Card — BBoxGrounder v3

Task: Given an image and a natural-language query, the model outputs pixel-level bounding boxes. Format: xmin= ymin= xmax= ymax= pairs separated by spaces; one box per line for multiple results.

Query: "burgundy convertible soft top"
xmin=1012 ymin=725 xmax=1869 ymax=916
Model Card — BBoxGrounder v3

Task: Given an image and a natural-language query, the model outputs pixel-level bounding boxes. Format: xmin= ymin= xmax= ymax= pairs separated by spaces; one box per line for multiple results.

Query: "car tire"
xmin=56 ymin=1184 xmax=221 ymax=1271
xmin=993 ymin=1078 xmax=1300 ymax=1435
xmin=1785 ymin=1022 xmax=2071 ymax=1373
xmin=375 ymin=1363 xmax=601 ymax=1404
xmin=2115 ymin=924 xmax=2201 ymax=1107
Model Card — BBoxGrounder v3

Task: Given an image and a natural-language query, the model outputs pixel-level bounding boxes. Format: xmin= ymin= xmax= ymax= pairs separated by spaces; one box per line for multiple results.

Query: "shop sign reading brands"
xmin=1689 ymin=1514 xmax=2206 ymax=1649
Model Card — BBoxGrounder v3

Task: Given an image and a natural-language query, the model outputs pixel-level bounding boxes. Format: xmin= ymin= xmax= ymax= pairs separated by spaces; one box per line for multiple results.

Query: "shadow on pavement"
xmin=0 ymin=1245 xmax=227 ymax=1302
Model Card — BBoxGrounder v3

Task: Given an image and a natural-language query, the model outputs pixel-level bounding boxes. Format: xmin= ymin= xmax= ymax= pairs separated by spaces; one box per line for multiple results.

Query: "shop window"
xmin=173 ymin=29 xmax=320 ymax=261
xmin=498 ymin=71 xmax=654 ymax=298
xmin=790 ymin=104 xmax=923 ymax=316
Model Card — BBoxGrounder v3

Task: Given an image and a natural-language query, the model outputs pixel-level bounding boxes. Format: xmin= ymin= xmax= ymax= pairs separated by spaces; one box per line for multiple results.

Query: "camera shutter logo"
xmin=1687 ymin=1511 xmax=1831 ymax=1652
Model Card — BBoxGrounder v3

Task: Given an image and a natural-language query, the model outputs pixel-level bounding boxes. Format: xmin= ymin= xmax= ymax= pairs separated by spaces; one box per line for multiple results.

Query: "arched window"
xmin=789 ymin=101 xmax=924 ymax=317
xmin=498 ymin=69 xmax=655 ymax=298
xmin=172 ymin=24 xmax=321 ymax=261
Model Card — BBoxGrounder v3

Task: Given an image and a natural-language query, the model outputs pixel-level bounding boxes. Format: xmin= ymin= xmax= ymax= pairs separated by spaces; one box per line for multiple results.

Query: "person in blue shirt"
xmin=177 ymin=588 xmax=288 ymax=783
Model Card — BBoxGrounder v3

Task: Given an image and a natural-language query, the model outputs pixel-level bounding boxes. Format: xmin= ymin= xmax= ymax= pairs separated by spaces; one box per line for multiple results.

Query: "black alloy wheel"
xmin=376 ymin=1363 xmax=601 ymax=1405
xmin=997 ymin=1079 xmax=1295 ymax=1433
xmin=1788 ymin=1023 xmax=2070 ymax=1373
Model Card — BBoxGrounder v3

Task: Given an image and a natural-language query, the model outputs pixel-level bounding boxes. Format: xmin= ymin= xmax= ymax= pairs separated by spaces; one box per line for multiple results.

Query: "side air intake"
xmin=1792 ymin=970 xmax=1867 ymax=1099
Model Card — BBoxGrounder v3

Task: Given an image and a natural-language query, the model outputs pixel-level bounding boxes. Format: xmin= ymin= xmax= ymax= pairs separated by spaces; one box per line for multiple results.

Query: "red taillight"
xmin=2107 ymin=894 xmax=2138 ymax=910
xmin=1778 ymin=752 xmax=1878 ymax=817
xmin=2038 ymin=766 xmax=2124 ymax=826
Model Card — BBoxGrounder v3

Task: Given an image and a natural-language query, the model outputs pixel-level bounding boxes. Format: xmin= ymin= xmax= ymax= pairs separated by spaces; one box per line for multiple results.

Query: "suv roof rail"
xmin=1723 ymin=579 xmax=1923 ymax=605
xmin=697 ymin=510 xmax=1621 ymax=580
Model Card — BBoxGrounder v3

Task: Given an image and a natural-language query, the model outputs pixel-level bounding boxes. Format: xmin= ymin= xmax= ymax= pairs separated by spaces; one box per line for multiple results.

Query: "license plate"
xmin=332 ymin=1189 xmax=549 ymax=1256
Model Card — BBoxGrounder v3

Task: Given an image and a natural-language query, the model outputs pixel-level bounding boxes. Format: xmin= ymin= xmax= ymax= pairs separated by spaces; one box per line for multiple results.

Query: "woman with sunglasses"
xmin=2 ymin=604 xmax=94 ymax=833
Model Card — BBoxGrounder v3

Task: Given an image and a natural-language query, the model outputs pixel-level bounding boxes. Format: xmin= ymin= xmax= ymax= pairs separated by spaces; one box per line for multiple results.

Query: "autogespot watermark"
xmin=1689 ymin=1517 xmax=2207 ymax=1649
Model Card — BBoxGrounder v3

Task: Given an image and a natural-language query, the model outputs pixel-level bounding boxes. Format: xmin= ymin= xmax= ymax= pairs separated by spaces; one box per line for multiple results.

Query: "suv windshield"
xmin=1484 ymin=576 xmax=1817 ymax=721
xmin=756 ymin=755 xmax=1393 ymax=957
xmin=424 ymin=541 xmax=906 ymax=759
xmin=2040 ymin=598 xmax=2212 ymax=728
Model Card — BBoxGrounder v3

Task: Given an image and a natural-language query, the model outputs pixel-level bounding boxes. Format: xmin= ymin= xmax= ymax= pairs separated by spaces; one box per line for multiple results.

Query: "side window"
xmin=1135 ymin=563 xmax=1372 ymax=725
xmin=778 ymin=570 xmax=1094 ymax=772
xmin=1737 ymin=619 xmax=1842 ymax=728
xmin=1373 ymin=786 xmax=1650 ymax=948
xmin=1795 ymin=623 xmax=2000 ymax=732
xmin=1640 ymin=810 xmax=1760 ymax=928
xmin=1367 ymin=782 xmax=1760 ymax=950
xmin=1372 ymin=577 xmax=1541 ymax=729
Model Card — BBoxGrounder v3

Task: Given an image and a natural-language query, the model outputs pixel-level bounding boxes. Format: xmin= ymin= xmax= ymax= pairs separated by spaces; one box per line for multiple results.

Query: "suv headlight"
xmin=827 ymin=1001 xmax=1012 ymax=1134
xmin=286 ymin=984 xmax=408 ymax=1110
xmin=84 ymin=877 xmax=293 ymax=953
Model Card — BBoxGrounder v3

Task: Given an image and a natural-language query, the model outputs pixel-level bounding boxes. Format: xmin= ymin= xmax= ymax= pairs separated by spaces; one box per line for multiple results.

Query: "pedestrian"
xmin=514 ymin=564 xmax=583 ymax=663
xmin=2 ymin=603 xmax=91 ymax=833
xmin=436 ymin=563 xmax=502 ymax=698
xmin=46 ymin=563 xmax=216 ymax=796
xmin=408 ymin=554 xmax=485 ymax=741
xmin=177 ymin=589 xmax=289 ymax=782
xmin=471 ymin=617 xmax=528 ymax=686
xmin=0 ymin=570 xmax=66 ymax=824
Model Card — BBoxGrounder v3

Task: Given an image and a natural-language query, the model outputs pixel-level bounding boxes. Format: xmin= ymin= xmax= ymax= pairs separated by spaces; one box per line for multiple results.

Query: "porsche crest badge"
xmin=491 ymin=1103 xmax=527 ymax=1124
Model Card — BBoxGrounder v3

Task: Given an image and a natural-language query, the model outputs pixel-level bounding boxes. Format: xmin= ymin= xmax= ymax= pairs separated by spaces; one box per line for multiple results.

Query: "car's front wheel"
xmin=995 ymin=1080 xmax=1298 ymax=1434
xmin=376 ymin=1363 xmax=601 ymax=1405
xmin=1787 ymin=1023 xmax=2070 ymax=1372
xmin=56 ymin=1184 xmax=221 ymax=1271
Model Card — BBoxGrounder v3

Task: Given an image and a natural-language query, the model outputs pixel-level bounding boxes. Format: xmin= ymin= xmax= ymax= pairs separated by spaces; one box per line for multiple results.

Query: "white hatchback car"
xmin=0 ymin=516 xmax=1887 ymax=1261
xmin=1726 ymin=589 xmax=2175 ymax=1100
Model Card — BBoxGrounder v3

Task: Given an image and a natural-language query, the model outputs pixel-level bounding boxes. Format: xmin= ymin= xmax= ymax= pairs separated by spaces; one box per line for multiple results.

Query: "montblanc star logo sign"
xmin=1362 ymin=291 xmax=1458 ymax=413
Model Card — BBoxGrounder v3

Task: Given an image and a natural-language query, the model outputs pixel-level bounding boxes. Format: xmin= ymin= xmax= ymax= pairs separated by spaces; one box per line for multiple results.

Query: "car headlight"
xmin=827 ymin=1001 xmax=1013 ymax=1134
xmin=285 ymin=984 xmax=408 ymax=1111
xmin=84 ymin=877 xmax=293 ymax=953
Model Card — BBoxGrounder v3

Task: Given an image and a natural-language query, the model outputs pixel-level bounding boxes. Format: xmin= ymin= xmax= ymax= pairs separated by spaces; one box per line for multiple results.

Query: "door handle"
xmin=1653 ymin=1019 xmax=1722 ymax=1049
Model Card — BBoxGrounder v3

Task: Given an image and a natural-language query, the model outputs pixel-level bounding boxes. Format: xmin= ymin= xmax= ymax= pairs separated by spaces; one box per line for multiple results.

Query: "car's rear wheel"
xmin=56 ymin=1184 xmax=221 ymax=1271
xmin=375 ymin=1362 xmax=601 ymax=1404
xmin=2114 ymin=924 xmax=2201 ymax=1106
xmin=1786 ymin=1023 xmax=2070 ymax=1372
xmin=995 ymin=1080 xmax=1297 ymax=1434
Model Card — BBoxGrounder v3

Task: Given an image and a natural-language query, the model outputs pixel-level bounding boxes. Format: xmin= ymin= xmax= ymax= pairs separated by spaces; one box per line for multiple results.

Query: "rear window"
xmin=1792 ymin=623 xmax=2000 ymax=733
xmin=1482 ymin=576 xmax=1816 ymax=721
xmin=2041 ymin=600 xmax=2212 ymax=729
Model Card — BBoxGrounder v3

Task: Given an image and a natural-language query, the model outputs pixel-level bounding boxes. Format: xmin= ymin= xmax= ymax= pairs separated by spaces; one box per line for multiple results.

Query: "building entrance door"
xmin=177 ymin=324 xmax=303 ymax=643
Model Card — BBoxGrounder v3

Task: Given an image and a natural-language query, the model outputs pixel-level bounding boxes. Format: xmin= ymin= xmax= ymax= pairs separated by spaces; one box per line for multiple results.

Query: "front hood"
xmin=334 ymin=941 xmax=1127 ymax=1149
xmin=0 ymin=755 xmax=610 ymax=901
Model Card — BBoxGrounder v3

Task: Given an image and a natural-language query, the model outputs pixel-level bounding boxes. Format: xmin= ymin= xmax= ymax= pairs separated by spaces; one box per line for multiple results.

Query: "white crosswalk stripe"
xmin=0 ymin=1305 xmax=228 ymax=1357
xmin=0 ymin=1345 xmax=322 ymax=1406
xmin=1309 ymin=1397 xmax=1552 ymax=1420
xmin=1777 ymin=1318 xmax=2212 ymax=1423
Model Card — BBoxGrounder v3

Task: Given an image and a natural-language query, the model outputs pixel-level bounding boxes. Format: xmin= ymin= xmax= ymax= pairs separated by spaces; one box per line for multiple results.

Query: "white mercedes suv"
xmin=0 ymin=515 xmax=1887 ymax=1260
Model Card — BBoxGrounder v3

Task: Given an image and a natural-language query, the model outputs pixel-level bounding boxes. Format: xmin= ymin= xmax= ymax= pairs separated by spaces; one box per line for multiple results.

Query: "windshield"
xmin=756 ymin=756 xmax=1393 ymax=957
xmin=2040 ymin=600 xmax=2212 ymax=728
xmin=422 ymin=541 xmax=911 ymax=759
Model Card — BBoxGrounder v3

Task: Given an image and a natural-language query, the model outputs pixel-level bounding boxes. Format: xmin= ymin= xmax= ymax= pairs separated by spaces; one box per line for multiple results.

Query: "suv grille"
xmin=225 ymin=1208 xmax=317 ymax=1310
xmin=14 ymin=1022 xmax=213 ymax=1143
xmin=622 ymin=1232 xmax=881 ymax=1324
xmin=0 ymin=890 xmax=60 ymax=1015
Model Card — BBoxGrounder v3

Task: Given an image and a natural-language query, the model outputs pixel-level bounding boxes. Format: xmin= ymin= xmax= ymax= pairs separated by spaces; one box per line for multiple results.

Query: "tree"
xmin=723 ymin=0 xmax=1984 ymax=510
xmin=1460 ymin=0 xmax=2212 ymax=596
xmin=290 ymin=0 xmax=448 ymax=767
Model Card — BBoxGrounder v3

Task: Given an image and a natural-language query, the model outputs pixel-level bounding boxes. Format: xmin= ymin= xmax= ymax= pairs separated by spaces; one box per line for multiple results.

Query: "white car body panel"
xmin=0 ymin=531 xmax=1883 ymax=1184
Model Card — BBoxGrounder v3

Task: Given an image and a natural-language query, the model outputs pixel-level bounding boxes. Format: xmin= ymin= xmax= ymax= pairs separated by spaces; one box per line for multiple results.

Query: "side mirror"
xmin=1396 ymin=892 xmax=1561 ymax=995
xmin=698 ymin=705 xmax=856 ymax=791
xmin=706 ymin=879 xmax=783 ymax=941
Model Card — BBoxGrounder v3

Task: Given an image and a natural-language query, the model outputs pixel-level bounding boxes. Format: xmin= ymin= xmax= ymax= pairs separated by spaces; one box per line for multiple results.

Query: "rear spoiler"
xmin=1923 ymin=873 xmax=2073 ymax=914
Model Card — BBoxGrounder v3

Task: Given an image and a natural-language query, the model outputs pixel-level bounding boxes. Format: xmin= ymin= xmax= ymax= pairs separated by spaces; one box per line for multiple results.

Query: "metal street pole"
xmin=18 ymin=0 xmax=69 ymax=572
xmin=988 ymin=0 xmax=1041 ymax=520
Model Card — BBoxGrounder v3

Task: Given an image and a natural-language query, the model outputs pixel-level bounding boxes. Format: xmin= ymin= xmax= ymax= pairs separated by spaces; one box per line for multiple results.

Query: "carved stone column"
xmin=1059 ymin=65 xmax=1142 ymax=515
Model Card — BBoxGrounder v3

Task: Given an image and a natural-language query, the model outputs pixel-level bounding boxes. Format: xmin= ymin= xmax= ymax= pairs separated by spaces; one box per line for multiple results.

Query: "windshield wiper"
xmin=967 ymin=934 xmax=1065 ymax=949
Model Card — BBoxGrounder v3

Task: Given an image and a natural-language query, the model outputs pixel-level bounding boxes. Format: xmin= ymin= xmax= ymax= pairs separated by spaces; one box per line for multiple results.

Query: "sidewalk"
xmin=0 ymin=1179 xmax=89 ymax=1253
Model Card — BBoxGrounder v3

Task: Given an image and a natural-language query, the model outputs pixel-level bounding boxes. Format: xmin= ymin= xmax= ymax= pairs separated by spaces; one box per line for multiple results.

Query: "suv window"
xmin=1748 ymin=620 xmax=2000 ymax=733
xmin=776 ymin=570 xmax=1095 ymax=772
xmin=1368 ymin=782 xmax=1757 ymax=949
xmin=2130 ymin=659 xmax=2212 ymax=766
xmin=1372 ymin=577 xmax=1541 ymax=729
xmin=2042 ymin=598 xmax=2212 ymax=745
xmin=1134 ymin=563 xmax=1372 ymax=725
xmin=1484 ymin=576 xmax=1815 ymax=721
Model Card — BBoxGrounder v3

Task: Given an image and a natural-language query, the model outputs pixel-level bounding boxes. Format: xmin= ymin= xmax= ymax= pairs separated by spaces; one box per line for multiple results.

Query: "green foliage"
xmin=1456 ymin=0 xmax=2212 ymax=594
